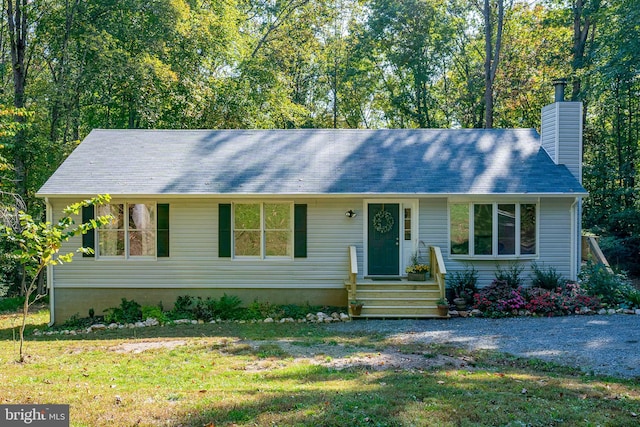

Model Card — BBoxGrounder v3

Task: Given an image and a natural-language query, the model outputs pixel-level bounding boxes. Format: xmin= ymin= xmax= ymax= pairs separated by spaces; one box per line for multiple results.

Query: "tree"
xmin=1 ymin=195 xmax=111 ymax=362
xmin=365 ymin=0 xmax=455 ymax=128
xmin=479 ymin=0 xmax=506 ymax=128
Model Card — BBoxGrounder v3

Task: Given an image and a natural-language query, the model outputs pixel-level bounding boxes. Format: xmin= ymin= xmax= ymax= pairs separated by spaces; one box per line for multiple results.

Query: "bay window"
xmin=450 ymin=202 xmax=537 ymax=257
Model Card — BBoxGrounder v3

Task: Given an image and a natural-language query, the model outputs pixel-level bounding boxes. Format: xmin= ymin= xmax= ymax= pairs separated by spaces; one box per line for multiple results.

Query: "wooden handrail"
xmin=585 ymin=236 xmax=613 ymax=273
xmin=429 ymin=246 xmax=447 ymax=299
xmin=347 ymin=246 xmax=358 ymax=306
xmin=349 ymin=245 xmax=358 ymax=284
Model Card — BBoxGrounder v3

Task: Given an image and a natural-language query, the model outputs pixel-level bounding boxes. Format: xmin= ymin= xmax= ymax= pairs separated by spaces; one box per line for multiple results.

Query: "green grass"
xmin=1 ymin=308 xmax=638 ymax=426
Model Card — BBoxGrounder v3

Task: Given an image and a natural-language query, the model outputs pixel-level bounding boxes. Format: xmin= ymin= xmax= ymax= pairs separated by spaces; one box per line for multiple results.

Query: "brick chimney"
xmin=541 ymin=79 xmax=583 ymax=183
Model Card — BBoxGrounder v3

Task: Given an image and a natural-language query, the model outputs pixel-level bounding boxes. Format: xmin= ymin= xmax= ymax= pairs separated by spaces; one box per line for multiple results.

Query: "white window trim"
xmin=232 ymin=201 xmax=294 ymax=260
xmin=96 ymin=201 xmax=157 ymax=261
xmin=448 ymin=201 xmax=539 ymax=260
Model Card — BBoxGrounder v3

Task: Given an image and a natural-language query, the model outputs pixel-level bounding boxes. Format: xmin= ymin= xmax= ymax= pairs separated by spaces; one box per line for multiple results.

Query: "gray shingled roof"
xmin=37 ymin=128 xmax=587 ymax=196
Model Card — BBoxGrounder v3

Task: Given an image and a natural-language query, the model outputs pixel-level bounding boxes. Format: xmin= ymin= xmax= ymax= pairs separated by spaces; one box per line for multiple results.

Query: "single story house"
xmin=38 ymin=89 xmax=586 ymax=323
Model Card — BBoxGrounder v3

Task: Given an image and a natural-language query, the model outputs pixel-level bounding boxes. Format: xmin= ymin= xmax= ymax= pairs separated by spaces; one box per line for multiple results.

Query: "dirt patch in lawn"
xmin=240 ymin=339 xmax=472 ymax=372
xmin=110 ymin=340 xmax=188 ymax=354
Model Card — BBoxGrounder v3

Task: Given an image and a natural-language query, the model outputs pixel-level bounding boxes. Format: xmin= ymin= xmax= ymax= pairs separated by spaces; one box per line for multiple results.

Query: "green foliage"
xmin=494 ymin=263 xmax=525 ymax=289
xmin=447 ymin=266 xmax=478 ymax=302
xmin=623 ymin=288 xmax=640 ymax=308
xmin=61 ymin=313 xmax=92 ymax=329
xmin=170 ymin=295 xmax=195 ymax=320
xmin=579 ymin=262 xmax=633 ymax=306
xmin=530 ymin=262 xmax=565 ymax=290
xmin=141 ymin=305 xmax=167 ymax=323
xmin=0 ymin=296 xmax=26 ymax=313
xmin=104 ymin=298 xmax=142 ymax=324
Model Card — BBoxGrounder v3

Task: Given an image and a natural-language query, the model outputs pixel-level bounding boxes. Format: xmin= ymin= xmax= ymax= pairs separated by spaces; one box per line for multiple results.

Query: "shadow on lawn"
xmin=168 ymin=363 xmax=639 ymax=427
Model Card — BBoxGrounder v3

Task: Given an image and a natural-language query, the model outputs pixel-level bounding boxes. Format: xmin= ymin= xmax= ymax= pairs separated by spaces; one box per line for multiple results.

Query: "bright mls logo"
xmin=0 ymin=405 xmax=69 ymax=426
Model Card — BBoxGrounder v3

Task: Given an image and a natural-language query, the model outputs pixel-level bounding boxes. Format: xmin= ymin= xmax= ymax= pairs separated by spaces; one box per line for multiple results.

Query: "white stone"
xmin=279 ymin=318 xmax=287 ymax=323
xmin=598 ymin=309 xmax=607 ymax=315
xmin=191 ymin=320 xmax=198 ymax=325
xmin=635 ymin=309 xmax=640 ymax=315
xmin=623 ymin=309 xmax=635 ymax=315
xmin=580 ymin=307 xmax=593 ymax=315
xmin=331 ymin=312 xmax=340 ymax=319
xmin=89 ymin=324 xmax=107 ymax=332
xmin=33 ymin=331 xmax=42 ymax=336
xmin=133 ymin=321 xmax=145 ymax=328
xmin=69 ymin=330 xmax=76 ymax=335
xmin=607 ymin=309 xmax=617 ymax=315
xmin=209 ymin=320 xmax=216 ymax=324
xmin=340 ymin=313 xmax=350 ymax=321
xmin=323 ymin=318 xmax=333 ymax=323
xmin=264 ymin=317 xmax=274 ymax=323
xmin=173 ymin=319 xmax=191 ymax=324
xmin=144 ymin=318 xmax=159 ymax=327
xmin=298 ymin=318 xmax=306 ymax=323
xmin=470 ymin=309 xmax=483 ymax=316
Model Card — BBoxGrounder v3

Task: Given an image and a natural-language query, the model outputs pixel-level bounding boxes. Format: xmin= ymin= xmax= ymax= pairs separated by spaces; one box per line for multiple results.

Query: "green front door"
xmin=368 ymin=203 xmax=400 ymax=275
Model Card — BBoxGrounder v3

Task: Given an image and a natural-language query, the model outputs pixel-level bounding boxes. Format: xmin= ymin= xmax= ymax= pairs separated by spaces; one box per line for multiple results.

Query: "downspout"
xmin=45 ymin=197 xmax=55 ymax=327
xmin=570 ymin=197 xmax=581 ymax=281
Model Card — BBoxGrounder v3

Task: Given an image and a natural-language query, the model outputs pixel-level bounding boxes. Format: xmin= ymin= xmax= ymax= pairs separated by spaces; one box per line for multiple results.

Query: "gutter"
xmin=45 ymin=197 xmax=55 ymax=327
xmin=570 ymin=197 xmax=581 ymax=281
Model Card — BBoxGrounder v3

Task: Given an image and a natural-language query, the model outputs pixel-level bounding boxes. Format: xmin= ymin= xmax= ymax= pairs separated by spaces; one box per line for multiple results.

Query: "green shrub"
xmin=531 ymin=262 xmax=565 ymax=290
xmin=169 ymin=295 xmax=195 ymax=320
xmin=245 ymin=300 xmax=282 ymax=320
xmin=579 ymin=262 xmax=632 ymax=306
xmin=494 ymin=263 xmax=525 ymax=288
xmin=104 ymin=298 xmax=142 ymax=324
xmin=61 ymin=313 xmax=92 ymax=329
xmin=215 ymin=294 xmax=243 ymax=319
xmin=0 ymin=296 xmax=25 ymax=313
xmin=141 ymin=305 xmax=167 ymax=323
xmin=447 ymin=266 xmax=478 ymax=303
xmin=623 ymin=287 xmax=640 ymax=308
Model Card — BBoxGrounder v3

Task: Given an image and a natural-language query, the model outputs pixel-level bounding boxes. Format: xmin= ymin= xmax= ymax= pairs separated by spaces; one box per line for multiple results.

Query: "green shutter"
xmin=219 ymin=204 xmax=232 ymax=258
xmin=157 ymin=204 xmax=170 ymax=257
xmin=82 ymin=205 xmax=95 ymax=258
xmin=294 ymin=204 xmax=307 ymax=258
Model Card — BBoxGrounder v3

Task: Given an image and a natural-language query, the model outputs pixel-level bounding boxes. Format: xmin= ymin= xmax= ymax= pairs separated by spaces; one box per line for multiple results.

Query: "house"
xmin=37 ymin=84 xmax=586 ymax=323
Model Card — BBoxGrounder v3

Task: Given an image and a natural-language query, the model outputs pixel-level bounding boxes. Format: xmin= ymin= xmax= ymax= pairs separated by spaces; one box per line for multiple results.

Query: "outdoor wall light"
xmin=345 ymin=209 xmax=357 ymax=218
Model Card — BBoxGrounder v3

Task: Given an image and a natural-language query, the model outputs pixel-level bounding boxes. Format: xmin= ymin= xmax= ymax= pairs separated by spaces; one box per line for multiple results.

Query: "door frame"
xmin=363 ymin=199 xmax=419 ymax=277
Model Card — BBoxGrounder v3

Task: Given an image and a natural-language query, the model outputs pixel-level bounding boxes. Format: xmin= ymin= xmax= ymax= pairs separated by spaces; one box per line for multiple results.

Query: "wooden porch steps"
xmin=346 ymin=279 xmax=448 ymax=318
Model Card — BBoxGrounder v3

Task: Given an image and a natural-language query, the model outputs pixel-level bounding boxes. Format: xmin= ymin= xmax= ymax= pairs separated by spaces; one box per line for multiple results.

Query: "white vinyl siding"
xmin=52 ymin=198 xmax=362 ymax=290
xmin=50 ymin=195 xmax=579 ymax=295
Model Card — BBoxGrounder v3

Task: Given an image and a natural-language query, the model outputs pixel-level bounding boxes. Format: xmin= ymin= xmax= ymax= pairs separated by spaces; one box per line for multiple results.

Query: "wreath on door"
xmin=373 ymin=209 xmax=394 ymax=234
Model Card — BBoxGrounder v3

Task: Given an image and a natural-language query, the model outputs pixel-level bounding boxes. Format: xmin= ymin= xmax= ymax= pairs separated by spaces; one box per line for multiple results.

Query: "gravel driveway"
xmin=329 ymin=314 xmax=640 ymax=379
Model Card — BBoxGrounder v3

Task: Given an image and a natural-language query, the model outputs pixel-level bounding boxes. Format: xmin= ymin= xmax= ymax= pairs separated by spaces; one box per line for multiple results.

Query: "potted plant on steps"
xmin=436 ymin=297 xmax=449 ymax=317
xmin=349 ymin=300 xmax=363 ymax=316
xmin=406 ymin=251 xmax=430 ymax=281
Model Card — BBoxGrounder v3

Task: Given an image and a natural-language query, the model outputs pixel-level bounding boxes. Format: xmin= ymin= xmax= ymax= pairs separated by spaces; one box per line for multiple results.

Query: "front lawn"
xmin=1 ymin=309 xmax=638 ymax=426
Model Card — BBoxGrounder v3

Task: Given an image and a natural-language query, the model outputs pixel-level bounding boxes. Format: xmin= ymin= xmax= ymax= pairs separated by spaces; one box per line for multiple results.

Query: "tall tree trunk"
xmin=482 ymin=0 xmax=504 ymax=129
xmin=571 ymin=0 xmax=598 ymax=101
xmin=6 ymin=0 xmax=29 ymax=199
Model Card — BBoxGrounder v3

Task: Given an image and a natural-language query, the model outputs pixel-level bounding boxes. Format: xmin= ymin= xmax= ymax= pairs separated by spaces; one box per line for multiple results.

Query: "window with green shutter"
xmin=219 ymin=202 xmax=306 ymax=259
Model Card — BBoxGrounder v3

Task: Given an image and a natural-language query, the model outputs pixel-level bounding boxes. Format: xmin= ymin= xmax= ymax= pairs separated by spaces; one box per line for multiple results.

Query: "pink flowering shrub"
xmin=473 ymin=280 xmax=527 ymax=318
xmin=474 ymin=280 xmax=601 ymax=318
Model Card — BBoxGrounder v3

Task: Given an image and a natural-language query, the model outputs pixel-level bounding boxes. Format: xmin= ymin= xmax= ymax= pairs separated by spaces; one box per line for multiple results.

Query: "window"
xmin=449 ymin=202 xmax=537 ymax=257
xmin=233 ymin=202 xmax=292 ymax=258
xmin=404 ymin=208 xmax=412 ymax=240
xmin=96 ymin=203 xmax=157 ymax=258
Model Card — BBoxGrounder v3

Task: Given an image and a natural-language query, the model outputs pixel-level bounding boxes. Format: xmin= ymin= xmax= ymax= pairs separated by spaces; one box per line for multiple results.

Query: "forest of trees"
xmin=1 ymin=0 xmax=638 ymax=294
